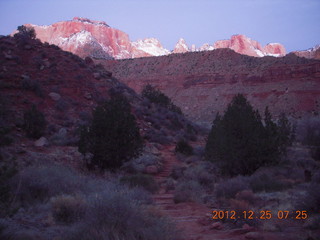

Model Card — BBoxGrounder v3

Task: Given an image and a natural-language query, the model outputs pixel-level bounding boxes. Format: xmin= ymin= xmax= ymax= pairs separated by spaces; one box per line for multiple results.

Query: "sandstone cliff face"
xmin=173 ymin=38 xmax=189 ymax=53
xmin=25 ymin=17 xmax=171 ymax=60
xmin=214 ymin=35 xmax=286 ymax=57
xmin=25 ymin=17 xmax=133 ymax=59
xmin=293 ymin=45 xmax=320 ymax=60
xmin=23 ymin=17 xmax=291 ymax=60
xmin=102 ymin=49 xmax=320 ymax=125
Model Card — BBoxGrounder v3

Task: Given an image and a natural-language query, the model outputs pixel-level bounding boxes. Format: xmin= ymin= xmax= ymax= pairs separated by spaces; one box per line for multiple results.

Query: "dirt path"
xmin=152 ymin=145 xmax=250 ymax=240
xmin=151 ymin=145 xmax=317 ymax=240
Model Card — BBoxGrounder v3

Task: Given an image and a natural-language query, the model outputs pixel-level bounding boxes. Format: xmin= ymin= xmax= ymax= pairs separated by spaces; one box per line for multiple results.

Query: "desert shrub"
xmin=302 ymin=119 xmax=320 ymax=146
xmin=21 ymin=78 xmax=43 ymax=97
xmin=173 ymin=180 xmax=204 ymax=203
xmin=175 ymin=140 xmax=193 ymax=156
xmin=205 ymin=95 xmax=294 ymax=176
xmin=55 ymin=98 xmax=69 ymax=112
xmin=122 ymin=152 xmax=161 ymax=174
xmin=14 ymin=25 xmax=36 ymax=41
xmin=295 ymin=183 xmax=320 ymax=213
xmin=0 ymin=226 xmax=45 ymax=240
xmin=141 ymin=84 xmax=182 ymax=114
xmin=0 ymin=157 xmax=17 ymax=216
xmin=51 ymin=194 xmax=87 ymax=224
xmin=64 ymin=191 xmax=176 ymax=240
xmin=248 ymin=170 xmax=293 ymax=192
xmin=303 ymin=215 xmax=320 ymax=230
xmin=49 ymin=128 xmax=70 ymax=146
xmin=125 ymin=186 xmax=153 ymax=205
xmin=214 ymin=176 xmax=250 ymax=199
xmin=120 ymin=174 xmax=159 ymax=193
xmin=165 ymin=178 xmax=176 ymax=192
xmin=0 ymin=125 xmax=13 ymax=147
xmin=23 ymin=105 xmax=46 ymax=139
xmin=170 ymin=165 xmax=185 ymax=180
xmin=183 ymin=163 xmax=214 ymax=187
xmin=310 ymin=146 xmax=320 ymax=161
xmin=168 ymin=114 xmax=184 ymax=131
xmin=78 ymin=94 xmax=143 ymax=170
xmin=11 ymin=164 xmax=86 ymax=205
xmin=193 ymin=145 xmax=205 ymax=157
xmin=249 ymin=173 xmax=290 ymax=192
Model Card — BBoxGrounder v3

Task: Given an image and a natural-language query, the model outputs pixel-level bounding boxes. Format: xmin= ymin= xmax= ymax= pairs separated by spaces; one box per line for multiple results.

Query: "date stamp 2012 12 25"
xmin=211 ymin=210 xmax=308 ymax=220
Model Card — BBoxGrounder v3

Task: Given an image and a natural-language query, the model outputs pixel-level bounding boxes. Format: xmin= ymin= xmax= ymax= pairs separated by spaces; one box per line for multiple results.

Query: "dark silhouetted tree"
xmin=14 ymin=25 xmax=36 ymax=40
xmin=23 ymin=105 xmax=46 ymax=139
xmin=78 ymin=94 xmax=143 ymax=170
xmin=142 ymin=84 xmax=182 ymax=114
xmin=205 ymin=94 xmax=294 ymax=176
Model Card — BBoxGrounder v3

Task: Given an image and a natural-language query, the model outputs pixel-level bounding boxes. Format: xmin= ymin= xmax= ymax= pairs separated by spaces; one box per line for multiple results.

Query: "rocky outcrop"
xmin=103 ymin=48 xmax=320 ymax=125
xmin=264 ymin=43 xmax=286 ymax=56
xmin=131 ymin=38 xmax=170 ymax=57
xmin=214 ymin=35 xmax=286 ymax=57
xmin=293 ymin=45 xmax=320 ymax=60
xmin=173 ymin=38 xmax=189 ymax=53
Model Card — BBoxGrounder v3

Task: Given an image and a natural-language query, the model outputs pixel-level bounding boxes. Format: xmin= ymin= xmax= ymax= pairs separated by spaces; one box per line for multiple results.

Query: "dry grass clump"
xmin=3 ymin=163 xmax=176 ymax=240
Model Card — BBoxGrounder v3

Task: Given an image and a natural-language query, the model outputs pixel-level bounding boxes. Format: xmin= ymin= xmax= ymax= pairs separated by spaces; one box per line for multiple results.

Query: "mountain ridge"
xmin=17 ymin=17 xmax=311 ymax=60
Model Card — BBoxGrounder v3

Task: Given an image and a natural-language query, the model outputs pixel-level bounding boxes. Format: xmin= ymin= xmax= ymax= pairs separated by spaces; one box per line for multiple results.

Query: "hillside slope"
xmin=103 ymin=49 xmax=320 ymax=125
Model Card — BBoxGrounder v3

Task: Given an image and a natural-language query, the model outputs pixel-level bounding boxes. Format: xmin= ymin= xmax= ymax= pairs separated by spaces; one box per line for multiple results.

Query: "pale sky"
xmin=0 ymin=0 xmax=319 ymax=52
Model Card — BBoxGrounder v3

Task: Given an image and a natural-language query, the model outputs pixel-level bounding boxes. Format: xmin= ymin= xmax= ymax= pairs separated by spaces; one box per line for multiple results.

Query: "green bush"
xmin=142 ymin=84 xmax=182 ymax=114
xmin=23 ymin=105 xmax=46 ymax=139
xmin=78 ymin=94 xmax=143 ymax=170
xmin=175 ymin=140 xmax=193 ymax=156
xmin=120 ymin=174 xmax=159 ymax=193
xmin=205 ymin=94 xmax=294 ymax=176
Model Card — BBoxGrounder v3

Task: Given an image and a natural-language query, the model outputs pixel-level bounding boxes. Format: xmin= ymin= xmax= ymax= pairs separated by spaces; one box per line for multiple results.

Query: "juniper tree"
xmin=205 ymin=94 xmax=293 ymax=176
xmin=78 ymin=94 xmax=143 ymax=170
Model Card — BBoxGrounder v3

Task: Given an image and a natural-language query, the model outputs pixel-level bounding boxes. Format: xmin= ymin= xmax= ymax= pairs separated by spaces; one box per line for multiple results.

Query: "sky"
xmin=0 ymin=0 xmax=319 ymax=52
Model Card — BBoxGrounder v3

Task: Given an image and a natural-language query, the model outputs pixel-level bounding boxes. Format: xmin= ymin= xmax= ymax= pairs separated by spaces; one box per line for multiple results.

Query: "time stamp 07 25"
xmin=212 ymin=210 xmax=308 ymax=220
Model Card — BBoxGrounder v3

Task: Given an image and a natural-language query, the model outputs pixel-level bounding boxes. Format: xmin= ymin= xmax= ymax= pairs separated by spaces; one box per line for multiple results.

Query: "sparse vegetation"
xmin=120 ymin=174 xmax=159 ymax=193
xmin=214 ymin=176 xmax=250 ymax=199
xmin=78 ymin=93 xmax=143 ymax=170
xmin=4 ymin=163 xmax=175 ymax=240
xmin=205 ymin=94 xmax=294 ymax=176
xmin=23 ymin=105 xmax=46 ymax=139
xmin=175 ymin=139 xmax=193 ymax=156
xmin=51 ymin=194 xmax=86 ymax=224
xmin=14 ymin=25 xmax=36 ymax=40
xmin=142 ymin=84 xmax=182 ymax=114
xmin=0 ymin=158 xmax=17 ymax=217
xmin=173 ymin=180 xmax=203 ymax=203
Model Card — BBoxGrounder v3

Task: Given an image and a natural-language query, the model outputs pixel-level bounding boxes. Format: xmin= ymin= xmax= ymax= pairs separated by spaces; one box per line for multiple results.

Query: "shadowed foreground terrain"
xmin=0 ymin=34 xmax=320 ymax=240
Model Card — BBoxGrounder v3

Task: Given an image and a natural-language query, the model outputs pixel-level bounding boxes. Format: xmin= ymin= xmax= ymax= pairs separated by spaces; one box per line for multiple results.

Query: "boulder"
xmin=49 ymin=92 xmax=61 ymax=101
xmin=34 ymin=137 xmax=48 ymax=147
